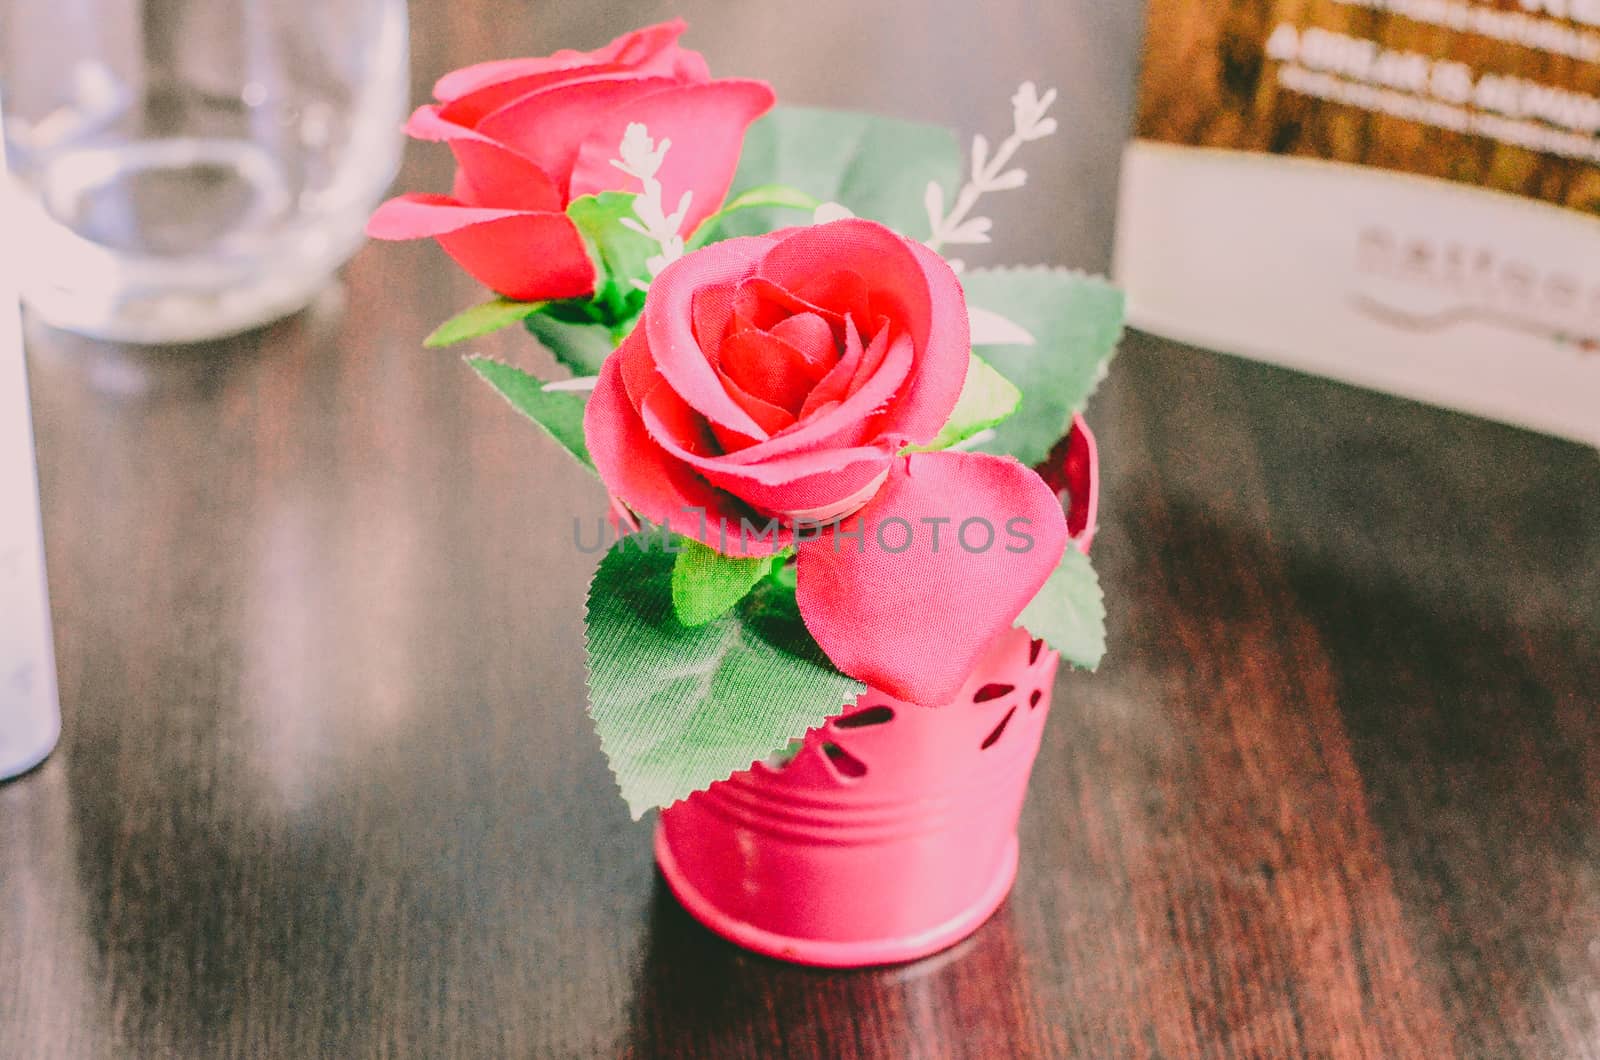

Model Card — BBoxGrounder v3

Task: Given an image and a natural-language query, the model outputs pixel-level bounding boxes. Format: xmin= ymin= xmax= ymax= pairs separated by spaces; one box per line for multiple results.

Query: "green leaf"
xmin=567 ymin=191 xmax=656 ymax=321
xmin=465 ymin=357 xmax=594 ymax=472
xmin=720 ymin=182 xmax=823 ymax=215
xmin=1016 ymin=547 xmax=1106 ymax=671
xmin=770 ymin=558 xmax=798 ymax=593
xmin=671 ymin=538 xmax=782 ymax=626
xmin=909 ymin=353 xmax=1021 ymax=452
xmin=587 ymin=537 xmax=865 ymax=817
xmin=425 ymin=298 xmax=547 ymax=348
xmin=961 ymin=268 xmax=1125 ymax=467
xmin=716 ymin=106 xmax=962 ymax=241
xmin=524 ymin=313 xmax=616 ymax=377
xmin=687 ymin=183 xmax=821 ymax=249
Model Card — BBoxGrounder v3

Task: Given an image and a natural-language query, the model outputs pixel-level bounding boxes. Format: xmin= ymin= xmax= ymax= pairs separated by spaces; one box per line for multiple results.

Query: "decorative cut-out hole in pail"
xmin=972 ymin=683 xmax=1014 ymax=703
xmin=980 ymin=707 xmax=1017 ymax=750
xmin=820 ymin=742 xmax=868 ymax=779
xmin=1029 ymin=638 xmax=1044 ymax=664
xmin=1028 ymin=689 xmax=1042 ymax=709
xmin=835 ymin=705 xmax=895 ymax=729
xmin=765 ymin=739 xmax=806 ymax=771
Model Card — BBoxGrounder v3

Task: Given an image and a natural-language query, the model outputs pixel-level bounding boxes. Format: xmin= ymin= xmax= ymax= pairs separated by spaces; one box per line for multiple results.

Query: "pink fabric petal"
xmin=715 ymin=452 xmax=898 ymax=524
xmin=603 ymin=19 xmax=701 ymax=76
xmin=403 ymin=103 xmax=475 ymax=142
xmin=569 ymin=80 xmax=777 ymax=233
xmin=436 ymin=59 xmax=595 ymax=106
xmin=588 ymin=18 xmax=688 ymax=68
xmin=365 ymin=194 xmax=594 ymax=301
xmin=888 ymin=238 xmax=971 ymax=437
xmin=718 ymin=328 xmax=829 ymax=414
xmin=607 ymin=494 xmax=641 ymax=536
xmin=713 ymin=366 xmax=796 ymax=439
xmin=645 ymin=236 xmax=779 ymax=438
xmin=769 ymin=312 xmax=838 ymax=373
xmin=795 ymin=451 xmax=1068 ymax=705
xmin=728 ymin=271 xmax=872 ymax=339
xmin=601 ymin=328 xmax=873 ymax=549
xmin=477 ymin=76 xmax=680 ymax=196
xmin=758 ymin=220 xmax=967 ymax=445
xmin=637 ymin=377 xmax=721 ymax=457
xmin=619 ymin=323 xmax=778 ymax=450
xmin=638 ymin=384 xmax=895 ymax=496
xmin=802 ymin=399 xmax=839 ymax=420
xmin=583 ymin=352 xmax=784 ymax=556
xmin=367 ymin=193 xmax=507 ymax=240
xmin=691 ymin=283 xmax=736 ymax=363
xmin=404 ymin=106 xmax=562 ymax=212
xmin=433 ymin=20 xmax=694 ymax=105
xmin=790 ymin=269 xmax=874 ymax=331
xmin=848 ymin=320 xmax=894 ymax=396
xmin=721 ymin=331 xmax=913 ymax=466
xmin=435 ymin=65 xmax=633 ymax=128
xmin=632 ymin=378 xmax=899 ymax=523
xmin=732 ymin=278 xmax=799 ymax=333
xmin=436 ymin=220 xmax=595 ymax=302
xmin=780 ymin=466 xmax=891 ymax=523
xmin=798 ymin=315 xmax=866 ymax=420
xmin=617 ymin=324 xmax=662 ymax=407
xmin=1036 ymin=414 xmax=1099 ymax=555
xmin=670 ymin=48 xmax=712 ymax=82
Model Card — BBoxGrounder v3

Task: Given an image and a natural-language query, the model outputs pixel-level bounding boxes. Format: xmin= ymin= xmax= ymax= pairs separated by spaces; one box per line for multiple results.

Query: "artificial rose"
xmin=584 ymin=218 xmax=1068 ymax=705
xmin=1036 ymin=413 xmax=1099 ymax=554
xmin=366 ymin=20 xmax=774 ymax=301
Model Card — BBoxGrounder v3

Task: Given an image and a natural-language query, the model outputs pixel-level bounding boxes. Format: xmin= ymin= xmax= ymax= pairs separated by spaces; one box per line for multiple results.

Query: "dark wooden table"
xmin=4 ymin=2 xmax=1598 ymax=1056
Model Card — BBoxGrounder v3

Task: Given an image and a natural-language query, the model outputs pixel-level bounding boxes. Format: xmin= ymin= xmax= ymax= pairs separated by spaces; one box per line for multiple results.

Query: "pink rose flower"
xmin=367 ymin=20 xmax=774 ymax=301
xmin=584 ymin=219 xmax=1068 ymax=705
xmin=1037 ymin=413 xmax=1099 ymax=554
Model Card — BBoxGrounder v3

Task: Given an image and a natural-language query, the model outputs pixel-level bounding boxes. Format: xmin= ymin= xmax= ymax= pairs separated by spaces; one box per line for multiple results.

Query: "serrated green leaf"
xmin=909 ymin=353 xmax=1021 ymax=452
xmin=587 ymin=537 xmax=865 ymax=817
xmin=466 ymin=357 xmax=594 ymax=472
xmin=716 ymin=106 xmax=961 ymax=241
xmin=961 ymin=268 xmax=1125 ymax=466
xmin=567 ymin=191 xmax=655 ymax=321
xmin=524 ymin=313 xmax=616 ymax=377
xmin=687 ymin=183 xmax=821 ymax=249
xmin=1016 ymin=546 xmax=1106 ymax=671
xmin=671 ymin=538 xmax=781 ymax=626
xmin=425 ymin=298 xmax=547 ymax=348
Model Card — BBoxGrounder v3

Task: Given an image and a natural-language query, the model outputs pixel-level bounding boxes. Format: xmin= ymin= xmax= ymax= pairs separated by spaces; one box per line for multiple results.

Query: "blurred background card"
xmin=1116 ymin=0 xmax=1600 ymax=447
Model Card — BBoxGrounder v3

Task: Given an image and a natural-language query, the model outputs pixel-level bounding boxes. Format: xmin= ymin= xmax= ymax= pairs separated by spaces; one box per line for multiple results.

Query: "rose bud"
xmin=367 ymin=20 xmax=774 ymax=302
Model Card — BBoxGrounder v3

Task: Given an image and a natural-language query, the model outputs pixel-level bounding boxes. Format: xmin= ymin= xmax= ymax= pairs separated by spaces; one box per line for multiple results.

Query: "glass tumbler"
xmin=0 ymin=0 xmax=409 ymax=343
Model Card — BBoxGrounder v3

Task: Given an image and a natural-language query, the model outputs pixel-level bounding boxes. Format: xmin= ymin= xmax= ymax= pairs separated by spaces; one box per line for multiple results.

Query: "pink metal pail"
xmin=654 ymin=626 xmax=1059 ymax=968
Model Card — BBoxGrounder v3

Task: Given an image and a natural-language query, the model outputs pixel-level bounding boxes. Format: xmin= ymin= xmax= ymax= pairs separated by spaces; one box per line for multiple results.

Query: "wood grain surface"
xmin=3 ymin=1 xmax=1598 ymax=1057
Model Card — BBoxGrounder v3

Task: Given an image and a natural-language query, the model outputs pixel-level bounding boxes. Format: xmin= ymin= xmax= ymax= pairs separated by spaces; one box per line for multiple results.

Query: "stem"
xmin=927 ymin=97 xmax=1043 ymax=253
xmin=929 ymin=129 xmax=1024 ymax=252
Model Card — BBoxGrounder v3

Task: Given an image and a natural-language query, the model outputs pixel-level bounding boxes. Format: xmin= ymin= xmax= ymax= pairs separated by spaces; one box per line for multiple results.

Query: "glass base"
xmin=10 ymin=136 xmax=374 ymax=344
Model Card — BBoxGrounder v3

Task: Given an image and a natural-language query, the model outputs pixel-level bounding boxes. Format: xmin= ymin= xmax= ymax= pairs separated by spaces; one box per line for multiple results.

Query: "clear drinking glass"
xmin=0 ymin=0 xmax=408 ymax=343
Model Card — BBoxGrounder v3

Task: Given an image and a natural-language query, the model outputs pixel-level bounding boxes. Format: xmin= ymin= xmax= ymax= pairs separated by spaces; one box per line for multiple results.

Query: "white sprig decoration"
xmin=925 ymin=81 xmax=1060 ymax=259
xmin=611 ymin=123 xmax=693 ymax=286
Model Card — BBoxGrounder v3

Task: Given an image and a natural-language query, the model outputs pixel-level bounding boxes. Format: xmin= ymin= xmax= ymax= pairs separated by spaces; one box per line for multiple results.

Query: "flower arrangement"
xmin=370 ymin=21 xmax=1122 ymax=824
